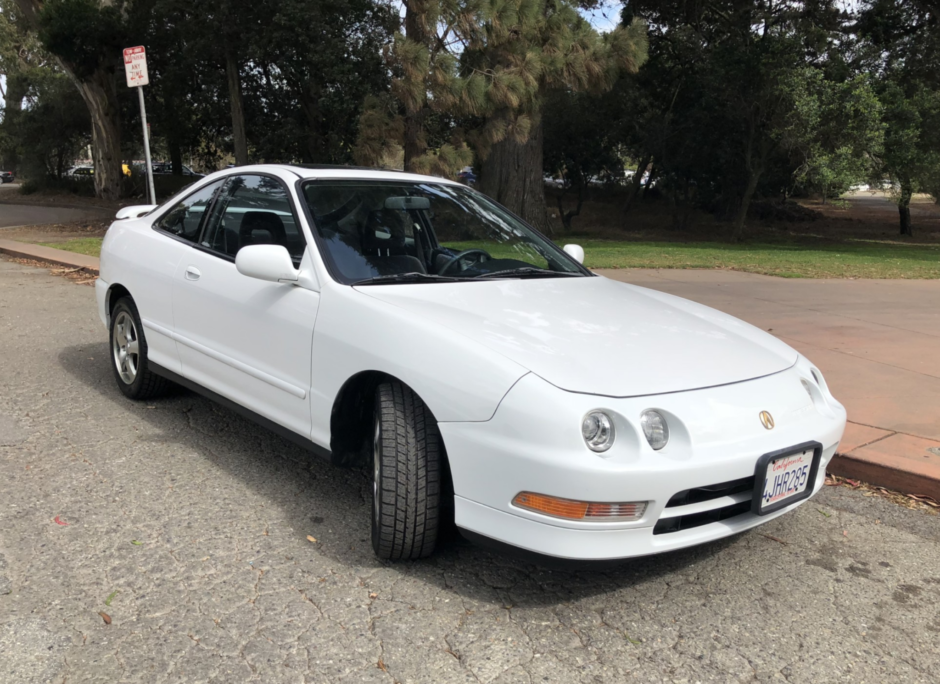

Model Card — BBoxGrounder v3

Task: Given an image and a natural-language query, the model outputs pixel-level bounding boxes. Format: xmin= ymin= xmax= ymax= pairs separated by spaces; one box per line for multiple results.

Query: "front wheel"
xmin=110 ymin=297 xmax=169 ymax=400
xmin=371 ymin=381 xmax=442 ymax=560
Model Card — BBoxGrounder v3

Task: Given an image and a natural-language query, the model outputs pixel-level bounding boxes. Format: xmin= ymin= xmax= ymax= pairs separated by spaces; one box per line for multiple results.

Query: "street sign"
xmin=123 ymin=45 xmax=155 ymax=204
xmin=123 ymin=46 xmax=149 ymax=88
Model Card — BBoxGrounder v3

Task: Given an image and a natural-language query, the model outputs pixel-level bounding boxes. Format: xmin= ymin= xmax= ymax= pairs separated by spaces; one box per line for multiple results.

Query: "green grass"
xmin=36 ymin=235 xmax=940 ymax=278
xmin=42 ymin=237 xmax=104 ymax=257
xmin=571 ymin=239 xmax=940 ymax=279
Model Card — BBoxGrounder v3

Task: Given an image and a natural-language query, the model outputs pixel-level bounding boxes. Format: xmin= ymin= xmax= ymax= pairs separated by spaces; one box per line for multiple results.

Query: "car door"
xmin=124 ymin=179 xmax=225 ymax=373
xmin=172 ymin=173 xmax=320 ymax=438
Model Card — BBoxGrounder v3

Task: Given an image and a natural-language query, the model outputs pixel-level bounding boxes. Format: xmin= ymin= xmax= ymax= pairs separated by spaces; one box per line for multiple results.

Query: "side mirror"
xmin=563 ymin=243 xmax=585 ymax=264
xmin=235 ymin=245 xmax=299 ymax=283
xmin=115 ymin=204 xmax=157 ymax=219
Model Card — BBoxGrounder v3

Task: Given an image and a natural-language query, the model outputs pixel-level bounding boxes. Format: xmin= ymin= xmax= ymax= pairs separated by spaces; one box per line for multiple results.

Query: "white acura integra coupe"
xmin=96 ymin=165 xmax=846 ymax=561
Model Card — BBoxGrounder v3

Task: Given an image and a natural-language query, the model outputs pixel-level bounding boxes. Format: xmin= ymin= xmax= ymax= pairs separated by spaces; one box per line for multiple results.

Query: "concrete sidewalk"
xmin=600 ymin=268 xmax=940 ymax=501
xmin=0 ymin=238 xmax=100 ymax=272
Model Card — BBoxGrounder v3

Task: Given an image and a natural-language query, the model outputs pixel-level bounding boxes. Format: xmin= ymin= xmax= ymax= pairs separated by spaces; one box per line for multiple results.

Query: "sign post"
xmin=123 ymin=46 xmax=156 ymax=205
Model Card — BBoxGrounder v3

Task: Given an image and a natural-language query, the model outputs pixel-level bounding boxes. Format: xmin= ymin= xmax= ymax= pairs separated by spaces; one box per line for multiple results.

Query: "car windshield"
xmin=301 ymin=181 xmax=588 ymax=284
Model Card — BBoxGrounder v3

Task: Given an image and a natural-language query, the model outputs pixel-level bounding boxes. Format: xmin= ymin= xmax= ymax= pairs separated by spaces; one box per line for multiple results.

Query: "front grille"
xmin=665 ymin=476 xmax=754 ymax=508
xmin=654 ymin=476 xmax=755 ymax=535
xmin=654 ymin=499 xmax=751 ymax=535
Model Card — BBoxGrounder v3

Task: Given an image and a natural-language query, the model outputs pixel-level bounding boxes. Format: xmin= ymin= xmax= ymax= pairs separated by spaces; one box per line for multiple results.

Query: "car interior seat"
xmin=239 ymin=211 xmax=288 ymax=249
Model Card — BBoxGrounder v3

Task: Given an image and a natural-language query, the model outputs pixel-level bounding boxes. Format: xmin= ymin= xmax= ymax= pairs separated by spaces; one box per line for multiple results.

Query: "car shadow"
xmin=58 ymin=343 xmax=745 ymax=608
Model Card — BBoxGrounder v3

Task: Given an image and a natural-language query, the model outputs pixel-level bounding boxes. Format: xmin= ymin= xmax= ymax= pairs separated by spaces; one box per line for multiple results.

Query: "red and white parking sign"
xmin=123 ymin=46 xmax=149 ymax=87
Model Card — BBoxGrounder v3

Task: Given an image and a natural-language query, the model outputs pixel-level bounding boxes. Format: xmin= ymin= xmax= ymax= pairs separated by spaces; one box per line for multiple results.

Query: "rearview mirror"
xmin=385 ymin=196 xmax=430 ymax=210
xmin=235 ymin=245 xmax=299 ymax=283
xmin=563 ymin=243 xmax=585 ymax=264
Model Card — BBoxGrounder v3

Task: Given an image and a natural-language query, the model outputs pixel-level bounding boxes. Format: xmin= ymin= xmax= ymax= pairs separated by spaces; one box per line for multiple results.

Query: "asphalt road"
xmin=1 ymin=257 xmax=939 ymax=684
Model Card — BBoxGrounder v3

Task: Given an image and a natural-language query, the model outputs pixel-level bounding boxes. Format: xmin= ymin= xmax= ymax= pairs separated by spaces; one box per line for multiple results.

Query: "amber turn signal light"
xmin=512 ymin=492 xmax=647 ymax=522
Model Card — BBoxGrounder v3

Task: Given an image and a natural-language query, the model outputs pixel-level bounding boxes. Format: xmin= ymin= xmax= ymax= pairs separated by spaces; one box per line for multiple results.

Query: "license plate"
xmin=753 ymin=442 xmax=821 ymax=515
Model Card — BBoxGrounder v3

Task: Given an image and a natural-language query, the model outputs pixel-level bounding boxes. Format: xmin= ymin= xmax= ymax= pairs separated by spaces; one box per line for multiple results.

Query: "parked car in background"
xmin=67 ymin=166 xmax=95 ymax=179
xmin=457 ymin=167 xmax=476 ymax=185
xmin=152 ymin=162 xmax=204 ymax=178
xmin=0 ymin=170 xmax=15 ymax=184
xmin=97 ymin=164 xmax=846 ymax=562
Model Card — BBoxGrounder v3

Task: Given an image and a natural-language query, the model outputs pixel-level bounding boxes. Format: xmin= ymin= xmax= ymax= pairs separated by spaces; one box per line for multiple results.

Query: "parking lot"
xmin=1 ymin=257 xmax=939 ymax=684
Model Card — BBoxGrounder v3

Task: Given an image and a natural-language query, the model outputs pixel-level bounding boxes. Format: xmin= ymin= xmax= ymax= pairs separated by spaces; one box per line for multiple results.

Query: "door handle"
xmin=184 ymin=266 xmax=201 ymax=281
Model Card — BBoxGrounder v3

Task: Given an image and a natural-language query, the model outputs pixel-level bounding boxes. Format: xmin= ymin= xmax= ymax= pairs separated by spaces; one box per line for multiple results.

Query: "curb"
xmin=828 ymin=449 xmax=940 ymax=503
xmin=0 ymin=238 xmax=100 ymax=274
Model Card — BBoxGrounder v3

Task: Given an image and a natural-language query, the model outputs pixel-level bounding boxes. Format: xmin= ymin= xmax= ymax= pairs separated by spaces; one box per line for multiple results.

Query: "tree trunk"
xmin=75 ymin=73 xmax=122 ymax=201
xmin=479 ymin=116 xmax=551 ymax=232
xmin=898 ymin=181 xmax=913 ymax=236
xmin=225 ymin=50 xmax=248 ymax=165
xmin=731 ymin=166 xmax=762 ymax=241
xmin=402 ymin=3 xmax=430 ymax=173
xmin=169 ymin=137 xmax=183 ymax=176
xmin=556 ymin=184 xmax=585 ymax=231
xmin=621 ymin=154 xmax=650 ymax=216
xmin=642 ymin=164 xmax=658 ymax=200
xmin=0 ymin=74 xmax=28 ymax=171
xmin=13 ymin=0 xmax=121 ymax=199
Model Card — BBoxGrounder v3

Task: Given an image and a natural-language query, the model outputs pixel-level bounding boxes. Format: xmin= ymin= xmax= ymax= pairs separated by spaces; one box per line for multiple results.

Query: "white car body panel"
xmin=96 ymin=164 xmax=847 ymax=561
xmin=358 ymin=277 xmax=798 ymax=397
xmin=171 ymin=247 xmax=320 ymax=437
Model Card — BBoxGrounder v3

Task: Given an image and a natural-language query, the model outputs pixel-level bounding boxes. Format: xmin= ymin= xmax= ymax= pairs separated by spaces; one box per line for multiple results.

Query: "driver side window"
xmin=153 ymin=180 xmax=224 ymax=242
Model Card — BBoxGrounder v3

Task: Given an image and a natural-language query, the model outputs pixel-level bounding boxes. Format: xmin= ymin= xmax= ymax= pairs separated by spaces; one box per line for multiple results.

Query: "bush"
xmin=18 ymin=175 xmax=96 ymax=197
xmin=122 ymin=168 xmax=199 ymax=202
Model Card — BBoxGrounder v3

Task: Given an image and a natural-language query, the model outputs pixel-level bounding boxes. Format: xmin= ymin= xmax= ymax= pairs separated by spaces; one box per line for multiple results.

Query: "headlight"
xmin=640 ymin=410 xmax=669 ymax=450
xmin=801 ymin=378 xmax=814 ymax=399
xmin=581 ymin=411 xmax=614 ymax=452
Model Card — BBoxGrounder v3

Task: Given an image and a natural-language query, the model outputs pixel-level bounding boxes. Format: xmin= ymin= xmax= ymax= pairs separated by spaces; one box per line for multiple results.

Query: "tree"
xmin=468 ymin=1 xmax=647 ymax=230
xmin=782 ymin=70 xmax=884 ymax=203
xmin=246 ymin=0 xmax=395 ymax=164
xmin=14 ymin=0 xmax=126 ymax=199
xmin=354 ymin=0 xmax=477 ymax=175
xmin=856 ymin=0 xmax=940 ymax=234
xmin=12 ymin=70 xmax=91 ymax=177
xmin=542 ymin=88 xmax=626 ymax=229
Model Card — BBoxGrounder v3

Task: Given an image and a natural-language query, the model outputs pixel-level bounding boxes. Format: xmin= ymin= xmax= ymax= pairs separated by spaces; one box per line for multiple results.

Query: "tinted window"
xmin=154 ymin=180 xmax=224 ymax=242
xmin=201 ymin=175 xmax=305 ymax=261
xmin=302 ymin=181 xmax=586 ymax=284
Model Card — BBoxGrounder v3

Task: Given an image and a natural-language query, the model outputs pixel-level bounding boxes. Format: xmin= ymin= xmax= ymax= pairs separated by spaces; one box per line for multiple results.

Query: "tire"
xmin=371 ymin=381 xmax=442 ymax=560
xmin=110 ymin=297 xmax=169 ymax=400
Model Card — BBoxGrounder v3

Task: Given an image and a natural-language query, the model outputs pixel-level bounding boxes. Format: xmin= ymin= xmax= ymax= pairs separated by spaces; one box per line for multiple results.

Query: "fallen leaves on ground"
xmin=9 ymin=257 xmax=97 ymax=286
xmin=306 ymin=535 xmax=317 ymax=543
xmin=825 ymin=473 xmax=939 ymax=513
xmin=105 ymin=590 xmax=119 ymax=606
xmin=98 ymin=612 xmax=112 ymax=625
xmin=53 ymin=516 xmax=69 ymax=526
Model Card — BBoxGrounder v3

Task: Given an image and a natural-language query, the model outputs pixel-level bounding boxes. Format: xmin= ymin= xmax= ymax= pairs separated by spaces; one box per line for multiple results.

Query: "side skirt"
xmin=150 ymin=362 xmax=332 ymax=462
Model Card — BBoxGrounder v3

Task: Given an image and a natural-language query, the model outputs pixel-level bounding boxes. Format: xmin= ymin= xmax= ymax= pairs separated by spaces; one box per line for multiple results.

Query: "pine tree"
xmin=467 ymin=1 xmax=647 ymax=230
xmin=354 ymin=0 xmax=476 ymax=176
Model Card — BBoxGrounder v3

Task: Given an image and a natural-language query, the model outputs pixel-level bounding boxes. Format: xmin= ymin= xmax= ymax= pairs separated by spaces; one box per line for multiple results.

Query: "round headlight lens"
xmin=640 ymin=410 xmax=669 ymax=450
xmin=581 ymin=411 xmax=614 ymax=452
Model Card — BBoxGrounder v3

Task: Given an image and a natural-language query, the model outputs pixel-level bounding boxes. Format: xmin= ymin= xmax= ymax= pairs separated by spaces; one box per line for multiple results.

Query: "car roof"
xmin=209 ymin=163 xmax=462 ymax=187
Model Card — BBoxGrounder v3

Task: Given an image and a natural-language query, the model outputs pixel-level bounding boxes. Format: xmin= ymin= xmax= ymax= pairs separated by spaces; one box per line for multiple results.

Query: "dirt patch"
xmin=3 ymin=219 xmax=110 ymax=244
xmin=5 ymin=256 xmax=98 ymax=286
xmin=552 ymin=188 xmax=940 ymax=246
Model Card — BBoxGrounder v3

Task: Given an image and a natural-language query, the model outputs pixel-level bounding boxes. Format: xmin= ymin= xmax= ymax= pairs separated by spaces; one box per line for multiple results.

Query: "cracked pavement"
xmin=1 ymin=256 xmax=939 ymax=684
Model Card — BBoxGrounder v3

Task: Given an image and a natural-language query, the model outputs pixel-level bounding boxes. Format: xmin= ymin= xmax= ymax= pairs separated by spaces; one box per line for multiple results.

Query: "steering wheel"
xmin=438 ymin=249 xmax=492 ymax=275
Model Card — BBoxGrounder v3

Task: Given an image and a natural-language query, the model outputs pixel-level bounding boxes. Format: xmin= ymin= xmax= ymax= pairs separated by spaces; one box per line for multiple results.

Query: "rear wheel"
xmin=110 ymin=297 xmax=168 ymax=400
xmin=371 ymin=381 xmax=442 ymax=560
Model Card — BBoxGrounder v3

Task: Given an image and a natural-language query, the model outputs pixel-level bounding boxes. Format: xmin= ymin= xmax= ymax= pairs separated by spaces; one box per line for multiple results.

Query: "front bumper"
xmin=440 ymin=366 xmax=846 ymax=560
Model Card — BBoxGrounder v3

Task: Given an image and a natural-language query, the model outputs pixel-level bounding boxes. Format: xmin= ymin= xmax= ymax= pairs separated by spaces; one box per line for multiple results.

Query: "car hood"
xmin=355 ymin=275 xmax=797 ymax=397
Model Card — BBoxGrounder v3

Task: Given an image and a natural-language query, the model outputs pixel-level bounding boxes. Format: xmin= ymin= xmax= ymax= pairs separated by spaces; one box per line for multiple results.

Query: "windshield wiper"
xmin=476 ymin=267 xmax=584 ymax=280
xmin=352 ymin=272 xmax=471 ymax=286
